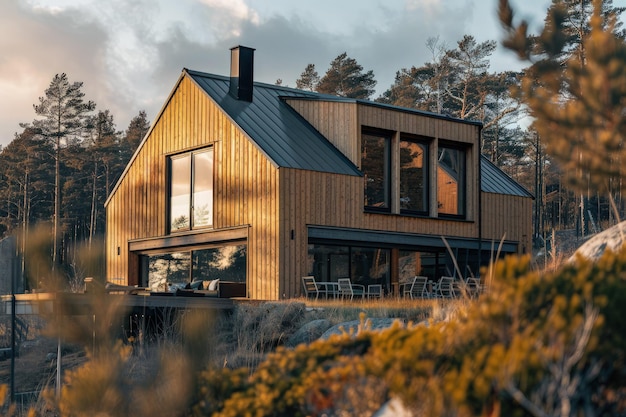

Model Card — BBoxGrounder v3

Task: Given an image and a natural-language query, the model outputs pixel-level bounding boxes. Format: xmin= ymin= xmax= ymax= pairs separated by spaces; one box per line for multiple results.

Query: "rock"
xmin=285 ymin=319 xmax=332 ymax=347
xmin=319 ymin=318 xmax=401 ymax=340
xmin=569 ymin=221 xmax=626 ymax=263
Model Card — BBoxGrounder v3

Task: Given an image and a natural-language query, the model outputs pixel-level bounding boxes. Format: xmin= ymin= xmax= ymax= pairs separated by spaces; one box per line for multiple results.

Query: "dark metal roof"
xmin=186 ymin=69 xmax=362 ymax=176
xmin=481 ymin=156 xmax=534 ymax=198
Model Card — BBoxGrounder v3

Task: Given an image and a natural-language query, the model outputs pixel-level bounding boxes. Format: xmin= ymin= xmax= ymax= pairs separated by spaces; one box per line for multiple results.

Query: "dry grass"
xmin=0 ymin=295 xmax=469 ymax=415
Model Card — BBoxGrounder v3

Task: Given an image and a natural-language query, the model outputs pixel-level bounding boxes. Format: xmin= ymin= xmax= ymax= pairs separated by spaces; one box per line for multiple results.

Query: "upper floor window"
xmin=362 ymin=131 xmax=391 ymax=211
xmin=400 ymin=137 xmax=428 ymax=214
xmin=437 ymin=145 xmax=466 ymax=217
xmin=169 ymin=148 xmax=213 ymax=232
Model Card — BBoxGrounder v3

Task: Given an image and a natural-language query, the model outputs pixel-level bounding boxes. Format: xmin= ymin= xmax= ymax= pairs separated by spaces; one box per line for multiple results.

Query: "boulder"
xmin=319 ymin=318 xmax=401 ymax=340
xmin=569 ymin=221 xmax=626 ymax=263
xmin=285 ymin=319 xmax=332 ymax=347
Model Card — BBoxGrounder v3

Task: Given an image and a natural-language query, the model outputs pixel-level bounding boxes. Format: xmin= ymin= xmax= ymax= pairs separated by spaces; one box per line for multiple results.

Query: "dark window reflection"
xmin=144 ymin=244 xmax=246 ymax=291
xmin=400 ymin=138 xmax=428 ymax=213
xmin=362 ymin=132 xmax=390 ymax=210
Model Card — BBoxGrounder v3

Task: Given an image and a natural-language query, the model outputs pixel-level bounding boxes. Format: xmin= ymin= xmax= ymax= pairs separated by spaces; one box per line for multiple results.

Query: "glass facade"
xmin=307 ymin=244 xmax=390 ymax=291
xmin=398 ymin=250 xmax=440 ymax=285
xmin=307 ymin=241 xmax=496 ymax=295
xmin=143 ymin=244 xmax=246 ymax=291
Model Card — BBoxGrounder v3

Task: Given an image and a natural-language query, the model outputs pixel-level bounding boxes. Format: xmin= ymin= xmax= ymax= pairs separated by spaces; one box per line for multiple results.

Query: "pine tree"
xmin=20 ymin=73 xmax=95 ymax=267
xmin=0 ymin=129 xmax=54 ymax=238
xmin=499 ymin=0 xmax=626 ymax=195
xmin=317 ymin=53 xmax=377 ymax=99
xmin=121 ymin=110 xmax=149 ymax=163
xmin=295 ymin=64 xmax=319 ymax=91
xmin=445 ymin=35 xmax=498 ymax=120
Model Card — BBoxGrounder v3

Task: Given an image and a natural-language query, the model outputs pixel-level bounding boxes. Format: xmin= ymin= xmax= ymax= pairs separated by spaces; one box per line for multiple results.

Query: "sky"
xmin=0 ymin=0 xmax=552 ymax=149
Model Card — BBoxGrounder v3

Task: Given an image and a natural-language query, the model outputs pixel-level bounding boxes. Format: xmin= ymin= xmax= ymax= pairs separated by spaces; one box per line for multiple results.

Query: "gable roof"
xmin=481 ymin=156 xmax=534 ymax=198
xmin=107 ymin=68 xmax=532 ymax=206
xmin=186 ymin=69 xmax=362 ymax=176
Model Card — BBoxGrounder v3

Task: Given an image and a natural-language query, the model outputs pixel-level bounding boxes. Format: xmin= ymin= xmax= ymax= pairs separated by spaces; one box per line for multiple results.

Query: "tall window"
xmin=400 ymin=137 xmax=428 ymax=214
xmin=170 ymin=148 xmax=213 ymax=232
xmin=362 ymin=131 xmax=390 ymax=211
xmin=437 ymin=145 xmax=466 ymax=217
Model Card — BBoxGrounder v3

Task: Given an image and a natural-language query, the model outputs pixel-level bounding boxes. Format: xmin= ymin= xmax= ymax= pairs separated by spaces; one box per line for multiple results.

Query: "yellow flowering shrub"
xmin=192 ymin=248 xmax=626 ymax=416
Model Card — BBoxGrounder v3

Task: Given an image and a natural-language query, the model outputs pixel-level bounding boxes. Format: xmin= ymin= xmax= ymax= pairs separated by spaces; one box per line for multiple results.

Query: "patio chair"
xmin=337 ymin=278 xmax=365 ymax=300
xmin=463 ymin=277 xmax=481 ymax=298
xmin=302 ymin=276 xmax=324 ymax=300
xmin=366 ymin=284 xmax=383 ymax=299
xmin=433 ymin=276 xmax=457 ymax=298
xmin=401 ymin=276 xmax=429 ymax=299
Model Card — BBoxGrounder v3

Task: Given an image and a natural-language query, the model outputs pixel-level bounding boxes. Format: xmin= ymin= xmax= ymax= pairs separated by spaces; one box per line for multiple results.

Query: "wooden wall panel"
xmin=106 ymin=75 xmax=281 ymax=299
xmin=284 ymin=99 xmax=359 ymax=163
xmin=279 ymin=168 xmax=483 ymax=296
xmin=481 ymin=193 xmax=532 ymax=254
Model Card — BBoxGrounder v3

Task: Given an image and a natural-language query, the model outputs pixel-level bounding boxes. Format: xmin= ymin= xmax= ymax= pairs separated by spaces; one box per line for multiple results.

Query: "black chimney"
xmin=229 ymin=46 xmax=255 ymax=101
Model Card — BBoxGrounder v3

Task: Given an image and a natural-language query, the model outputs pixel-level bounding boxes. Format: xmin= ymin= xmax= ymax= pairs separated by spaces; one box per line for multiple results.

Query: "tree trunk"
xmin=53 ymin=136 xmax=61 ymax=269
xmin=89 ymin=161 xmax=98 ymax=249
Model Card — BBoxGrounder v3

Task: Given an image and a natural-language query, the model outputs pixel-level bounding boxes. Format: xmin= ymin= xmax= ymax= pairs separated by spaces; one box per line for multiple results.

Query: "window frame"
xmin=437 ymin=142 xmax=467 ymax=219
xmin=399 ymin=134 xmax=430 ymax=216
xmin=168 ymin=147 xmax=214 ymax=233
xmin=361 ymin=129 xmax=392 ymax=213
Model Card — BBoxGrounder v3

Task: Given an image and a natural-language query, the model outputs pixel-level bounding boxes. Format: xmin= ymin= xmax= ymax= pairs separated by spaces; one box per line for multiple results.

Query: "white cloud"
xmin=197 ymin=0 xmax=260 ymax=37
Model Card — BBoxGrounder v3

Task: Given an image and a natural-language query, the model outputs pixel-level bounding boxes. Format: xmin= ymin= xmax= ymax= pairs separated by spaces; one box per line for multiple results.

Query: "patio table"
xmin=316 ymin=282 xmax=339 ymax=299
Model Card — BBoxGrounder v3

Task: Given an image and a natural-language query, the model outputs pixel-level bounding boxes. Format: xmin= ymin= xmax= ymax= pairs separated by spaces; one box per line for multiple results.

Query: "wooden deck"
xmin=0 ymin=292 xmax=237 ymax=316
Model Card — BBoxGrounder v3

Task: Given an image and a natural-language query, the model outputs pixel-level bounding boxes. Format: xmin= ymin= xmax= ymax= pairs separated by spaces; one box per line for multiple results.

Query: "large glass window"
xmin=398 ymin=250 xmax=440 ymax=284
xmin=400 ymin=137 xmax=428 ymax=214
xmin=437 ymin=145 xmax=466 ymax=217
xmin=147 ymin=252 xmax=191 ymax=292
xmin=143 ymin=243 xmax=246 ymax=291
xmin=362 ymin=131 xmax=390 ymax=211
xmin=307 ymin=244 xmax=390 ymax=290
xmin=169 ymin=148 xmax=213 ymax=232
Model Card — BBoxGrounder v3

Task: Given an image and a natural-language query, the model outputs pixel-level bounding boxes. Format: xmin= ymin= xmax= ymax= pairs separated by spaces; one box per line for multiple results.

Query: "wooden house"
xmin=105 ymin=46 xmax=533 ymax=300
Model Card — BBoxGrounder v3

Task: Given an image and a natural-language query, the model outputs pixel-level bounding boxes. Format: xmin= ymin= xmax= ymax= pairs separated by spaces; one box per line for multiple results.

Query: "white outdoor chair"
xmin=337 ymin=278 xmax=365 ymax=300
xmin=433 ymin=276 xmax=457 ymax=298
xmin=366 ymin=284 xmax=383 ymax=299
xmin=401 ymin=276 xmax=429 ymax=299
xmin=302 ymin=276 xmax=324 ymax=300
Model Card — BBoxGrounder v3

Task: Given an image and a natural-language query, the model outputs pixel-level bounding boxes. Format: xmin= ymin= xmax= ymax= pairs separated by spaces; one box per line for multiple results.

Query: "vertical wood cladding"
xmin=106 ymin=75 xmax=280 ymax=299
xmin=481 ymin=193 xmax=532 ymax=254
xmin=107 ymin=79 xmax=531 ymax=300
